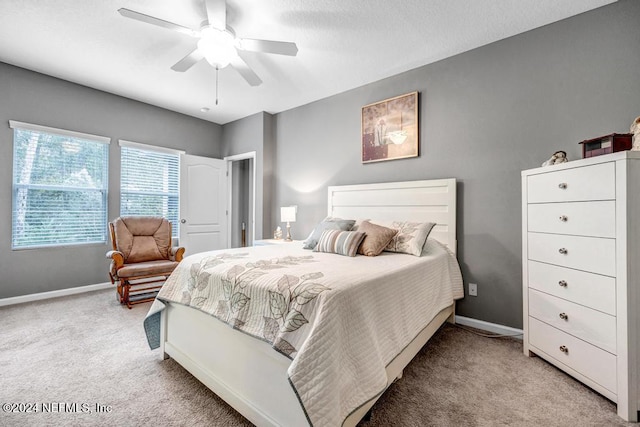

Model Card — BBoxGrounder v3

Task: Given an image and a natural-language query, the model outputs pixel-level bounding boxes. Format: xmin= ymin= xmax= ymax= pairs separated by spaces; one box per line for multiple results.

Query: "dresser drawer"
xmin=528 ymin=201 xmax=615 ymax=238
xmin=528 ymin=289 xmax=616 ymax=353
xmin=529 ymin=317 xmax=616 ymax=393
xmin=528 ymin=261 xmax=616 ymax=315
xmin=528 ymin=233 xmax=615 ymax=277
xmin=527 ymin=162 xmax=615 ymax=203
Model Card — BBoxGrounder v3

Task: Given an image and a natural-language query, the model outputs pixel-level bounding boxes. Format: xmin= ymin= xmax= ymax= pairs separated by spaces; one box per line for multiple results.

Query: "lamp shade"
xmin=197 ymin=27 xmax=237 ymax=69
xmin=280 ymin=206 xmax=297 ymax=223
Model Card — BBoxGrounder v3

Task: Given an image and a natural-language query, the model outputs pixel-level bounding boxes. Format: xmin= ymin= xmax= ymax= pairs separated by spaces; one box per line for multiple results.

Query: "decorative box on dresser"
xmin=522 ymin=151 xmax=640 ymax=421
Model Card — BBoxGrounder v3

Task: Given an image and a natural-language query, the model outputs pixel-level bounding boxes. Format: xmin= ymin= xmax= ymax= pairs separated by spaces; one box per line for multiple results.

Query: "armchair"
xmin=107 ymin=216 xmax=185 ymax=308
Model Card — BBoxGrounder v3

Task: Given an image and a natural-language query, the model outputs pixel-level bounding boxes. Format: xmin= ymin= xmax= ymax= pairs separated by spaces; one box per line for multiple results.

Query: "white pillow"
xmin=372 ymin=220 xmax=436 ymax=256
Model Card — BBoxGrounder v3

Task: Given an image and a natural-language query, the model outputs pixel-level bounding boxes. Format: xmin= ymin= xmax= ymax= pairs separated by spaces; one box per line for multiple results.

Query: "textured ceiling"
xmin=0 ymin=0 xmax=616 ymax=124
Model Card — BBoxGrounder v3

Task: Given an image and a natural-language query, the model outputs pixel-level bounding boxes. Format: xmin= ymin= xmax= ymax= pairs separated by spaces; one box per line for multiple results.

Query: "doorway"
xmin=226 ymin=152 xmax=256 ymax=248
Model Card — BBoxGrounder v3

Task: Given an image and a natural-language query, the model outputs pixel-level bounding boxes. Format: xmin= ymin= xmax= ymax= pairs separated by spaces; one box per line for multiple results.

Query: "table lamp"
xmin=280 ymin=206 xmax=297 ymax=241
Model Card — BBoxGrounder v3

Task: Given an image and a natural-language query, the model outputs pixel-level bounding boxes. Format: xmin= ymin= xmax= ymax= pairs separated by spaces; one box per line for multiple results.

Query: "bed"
xmin=144 ymin=179 xmax=463 ymax=426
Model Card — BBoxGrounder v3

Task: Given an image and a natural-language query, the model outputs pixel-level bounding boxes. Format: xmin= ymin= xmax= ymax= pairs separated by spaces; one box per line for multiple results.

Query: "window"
xmin=11 ymin=121 xmax=110 ymax=249
xmin=119 ymin=141 xmax=181 ymax=237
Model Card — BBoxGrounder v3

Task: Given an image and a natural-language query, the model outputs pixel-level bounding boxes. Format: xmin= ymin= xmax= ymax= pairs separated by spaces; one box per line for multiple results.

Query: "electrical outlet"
xmin=469 ymin=283 xmax=478 ymax=297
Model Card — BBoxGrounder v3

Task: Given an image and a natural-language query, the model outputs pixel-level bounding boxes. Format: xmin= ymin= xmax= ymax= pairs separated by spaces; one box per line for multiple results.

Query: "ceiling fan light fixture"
xmin=197 ymin=26 xmax=237 ymax=69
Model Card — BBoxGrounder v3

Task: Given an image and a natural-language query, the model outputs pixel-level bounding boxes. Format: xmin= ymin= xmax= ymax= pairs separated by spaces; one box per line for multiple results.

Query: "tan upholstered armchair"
xmin=107 ymin=216 xmax=185 ymax=308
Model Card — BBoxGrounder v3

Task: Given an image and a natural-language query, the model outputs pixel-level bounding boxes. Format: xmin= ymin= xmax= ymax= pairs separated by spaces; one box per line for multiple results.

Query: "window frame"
xmin=9 ymin=120 xmax=110 ymax=250
xmin=118 ymin=140 xmax=184 ymax=238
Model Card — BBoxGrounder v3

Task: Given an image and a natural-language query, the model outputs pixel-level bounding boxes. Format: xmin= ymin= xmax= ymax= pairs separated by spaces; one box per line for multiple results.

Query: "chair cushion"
xmin=112 ymin=217 xmax=172 ymax=263
xmin=117 ymin=260 xmax=179 ymax=279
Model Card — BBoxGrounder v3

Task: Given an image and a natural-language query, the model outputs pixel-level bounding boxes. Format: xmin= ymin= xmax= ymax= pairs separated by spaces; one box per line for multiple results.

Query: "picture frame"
xmin=361 ymin=91 xmax=419 ymax=163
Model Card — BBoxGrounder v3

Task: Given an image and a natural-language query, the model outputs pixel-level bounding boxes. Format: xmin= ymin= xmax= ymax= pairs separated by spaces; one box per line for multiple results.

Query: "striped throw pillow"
xmin=313 ymin=230 xmax=366 ymax=257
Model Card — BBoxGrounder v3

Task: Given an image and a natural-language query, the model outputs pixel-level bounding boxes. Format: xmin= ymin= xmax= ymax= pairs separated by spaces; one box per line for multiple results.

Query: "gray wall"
xmin=0 ymin=62 xmax=223 ymax=299
xmin=272 ymin=1 xmax=640 ymax=328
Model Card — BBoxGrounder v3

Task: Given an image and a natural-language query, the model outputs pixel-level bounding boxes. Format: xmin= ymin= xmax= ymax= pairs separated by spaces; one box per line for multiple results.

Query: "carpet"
xmin=0 ymin=289 xmax=631 ymax=426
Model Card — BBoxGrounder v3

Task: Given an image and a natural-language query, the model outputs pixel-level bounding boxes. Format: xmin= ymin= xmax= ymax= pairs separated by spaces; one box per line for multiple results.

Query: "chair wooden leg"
xmin=123 ymin=282 xmax=132 ymax=309
xmin=115 ymin=276 xmax=168 ymax=308
xmin=116 ymin=282 xmax=123 ymax=303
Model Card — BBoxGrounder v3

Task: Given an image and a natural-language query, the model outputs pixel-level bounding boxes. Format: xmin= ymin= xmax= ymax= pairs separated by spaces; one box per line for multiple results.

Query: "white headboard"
xmin=327 ymin=179 xmax=457 ymax=254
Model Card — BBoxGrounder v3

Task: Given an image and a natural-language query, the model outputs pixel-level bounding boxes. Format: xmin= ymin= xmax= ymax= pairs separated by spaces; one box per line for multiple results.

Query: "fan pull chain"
xmin=215 ymin=66 xmax=219 ymax=105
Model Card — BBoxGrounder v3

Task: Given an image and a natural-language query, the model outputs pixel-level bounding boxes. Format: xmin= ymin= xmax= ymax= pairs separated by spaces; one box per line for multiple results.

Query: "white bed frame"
xmin=160 ymin=178 xmax=457 ymax=426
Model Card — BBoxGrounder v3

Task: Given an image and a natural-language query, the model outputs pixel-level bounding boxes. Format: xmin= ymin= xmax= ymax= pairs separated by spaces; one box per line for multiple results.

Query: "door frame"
xmin=224 ymin=151 xmax=257 ymax=248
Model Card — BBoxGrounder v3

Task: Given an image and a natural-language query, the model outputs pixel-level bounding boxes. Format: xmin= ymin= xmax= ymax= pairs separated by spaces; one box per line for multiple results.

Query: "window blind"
xmin=11 ymin=125 xmax=109 ymax=249
xmin=120 ymin=146 xmax=180 ymax=237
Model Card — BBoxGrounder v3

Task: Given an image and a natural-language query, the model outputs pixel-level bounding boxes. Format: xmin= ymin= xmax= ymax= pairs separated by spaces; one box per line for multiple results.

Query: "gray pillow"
xmin=303 ymin=219 xmax=356 ymax=249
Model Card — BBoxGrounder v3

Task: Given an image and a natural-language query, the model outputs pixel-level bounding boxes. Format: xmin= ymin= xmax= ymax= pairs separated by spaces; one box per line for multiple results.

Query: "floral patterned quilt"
xmin=145 ymin=239 xmax=463 ymax=426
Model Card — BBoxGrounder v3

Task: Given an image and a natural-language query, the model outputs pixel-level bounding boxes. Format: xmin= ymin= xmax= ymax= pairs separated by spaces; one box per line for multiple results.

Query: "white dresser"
xmin=522 ymin=151 xmax=640 ymax=421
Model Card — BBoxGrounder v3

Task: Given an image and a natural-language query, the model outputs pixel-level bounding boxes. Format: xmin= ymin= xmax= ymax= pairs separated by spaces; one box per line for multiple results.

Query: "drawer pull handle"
xmin=558 ymin=280 xmax=567 ymax=287
xmin=559 ymin=345 xmax=569 ymax=354
xmin=559 ymin=312 xmax=568 ymax=320
xmin=558 ymin=248 xmax=568 ymax=255
xmin=558 ymin=183 xmax=568 ymax=189
xmin=559 ymin=215 xmax=568 ymax=222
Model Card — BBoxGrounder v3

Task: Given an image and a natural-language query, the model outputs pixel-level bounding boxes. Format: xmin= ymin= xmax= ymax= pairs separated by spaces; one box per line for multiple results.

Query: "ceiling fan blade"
xmin=239 ymin=39 xmax=298 ymax=56
xmin=171 ymin=49 xmax=205 ymax=72
xmin=230 ymin=54 xmax=262 ymax=86
xmin=118 ymin=8 xmax=198 ymax=37
xmin=205 ymin=0 xmax=226 ymax=30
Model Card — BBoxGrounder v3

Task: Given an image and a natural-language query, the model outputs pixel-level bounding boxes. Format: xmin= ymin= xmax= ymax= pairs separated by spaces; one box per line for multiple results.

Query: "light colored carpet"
xmin=0 ymin=289 xmax=632 ymax=426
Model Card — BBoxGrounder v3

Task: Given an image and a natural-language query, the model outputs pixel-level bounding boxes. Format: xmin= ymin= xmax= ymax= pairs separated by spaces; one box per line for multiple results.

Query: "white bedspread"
xmin=150 ymin=239 xmax=463 ymax=427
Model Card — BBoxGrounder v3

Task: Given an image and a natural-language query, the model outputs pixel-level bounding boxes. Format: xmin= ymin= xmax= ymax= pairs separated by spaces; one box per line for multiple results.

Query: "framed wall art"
xmin=361 ymin=91 xmax=419 ymax=163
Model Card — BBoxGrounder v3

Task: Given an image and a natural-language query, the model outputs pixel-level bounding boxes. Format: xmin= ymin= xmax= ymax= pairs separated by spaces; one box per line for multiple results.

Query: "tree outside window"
xmin=11 ymin=124 xmax=109 ymax=249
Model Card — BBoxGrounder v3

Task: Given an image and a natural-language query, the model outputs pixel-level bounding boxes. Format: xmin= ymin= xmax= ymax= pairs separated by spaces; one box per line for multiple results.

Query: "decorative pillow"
xmin=375 ymin=221 xmax=436 ymax=256
xmin=303 ymin=218 xmax=356 ymax=249
xmin=313 ymin=230 xmax=366 ymax=257
xmin=357 ymin=220 xmax=398 ymax=256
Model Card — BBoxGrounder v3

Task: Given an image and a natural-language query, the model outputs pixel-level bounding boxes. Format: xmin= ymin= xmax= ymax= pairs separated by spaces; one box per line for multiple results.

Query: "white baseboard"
xmin=455 ymin=315 xmax=523 ymax=339
xmin=0 ymin=282 xmax=112 ymax=307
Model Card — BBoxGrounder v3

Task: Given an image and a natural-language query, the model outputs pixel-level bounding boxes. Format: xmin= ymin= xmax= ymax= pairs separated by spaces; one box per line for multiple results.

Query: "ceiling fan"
xmin=118 ymin=0 xmax=298 ymax=88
